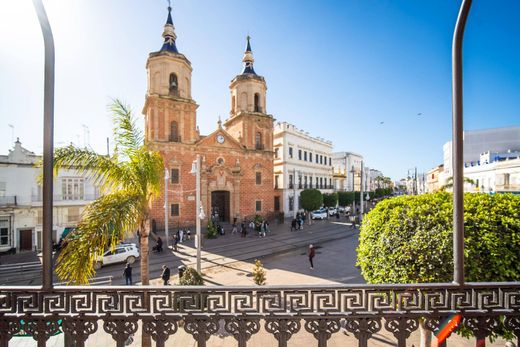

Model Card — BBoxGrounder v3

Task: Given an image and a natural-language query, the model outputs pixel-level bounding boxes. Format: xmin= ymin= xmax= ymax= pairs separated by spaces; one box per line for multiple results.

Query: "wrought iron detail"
xmin=265 ymin=318 xmax=301 ymax=347
xmin=102 ymin=318 xmax=138 ymax=345
xmin=0 ymin=284 xmax=519 ymax=345
xmin=224 ymin=316 xmax=260 ymax=347
xmin=304 ymin=318 xmax=341 ymax=347
xmin=143 ymin=317 xmax=178 ymax=344
xmin=183 ymin=316 xmax=219 ymax=347
xmin=344 ymin=317 xmax=382 ymax=347
xmin=384 ymin=317 xmax=419 ymax=346
xmin=62 ymin=318 xmax=97 ymax=347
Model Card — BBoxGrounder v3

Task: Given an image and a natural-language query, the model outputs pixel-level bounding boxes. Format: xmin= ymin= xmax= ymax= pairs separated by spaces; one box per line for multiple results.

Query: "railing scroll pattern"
xmin=0 ymin=283 xmax=519 ymax=347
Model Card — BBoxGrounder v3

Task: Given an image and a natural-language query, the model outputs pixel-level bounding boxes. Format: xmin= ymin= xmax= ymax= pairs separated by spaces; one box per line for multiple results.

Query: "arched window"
xmin=170 ymin=121 xmax=179 ymax=142
xmin=255 ymin=132 xmax=262 ymax=150
xmin=231 ymin=95 xmax=236 ymax=113
xmin=169 ymin=73 xmax=178 ymax=96
xmin=254 ymin=93 xmax=261 ymax=112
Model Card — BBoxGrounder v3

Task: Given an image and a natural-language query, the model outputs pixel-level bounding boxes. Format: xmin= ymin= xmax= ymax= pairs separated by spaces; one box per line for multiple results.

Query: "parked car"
xmin=328 ymin=207 xmax=337 ymax=216
xmin=311 ymin=209 xmax=327 ymax=220
xmin=94 ymin=243 xmax=140 ymax=270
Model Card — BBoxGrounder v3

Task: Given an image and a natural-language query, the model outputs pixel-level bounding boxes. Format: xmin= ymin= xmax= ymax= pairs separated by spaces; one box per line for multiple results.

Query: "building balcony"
xmin=0 ymin=283 xmax=518 ymax=346
xmin=0 ymin=195 xmax=17 ymax=207
xmin=31 ymin=194 xmax=100 ymax=203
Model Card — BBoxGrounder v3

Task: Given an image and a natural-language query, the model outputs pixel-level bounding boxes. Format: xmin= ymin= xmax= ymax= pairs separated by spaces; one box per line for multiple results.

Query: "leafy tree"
xmin=179 ymin=267 xmax=204 ymax=285
xmin=300 ymin=189 xmax=323 ymax=211
xmin=357 ymin=192 xmax=520 ymax=341
xmin=252 ymin=259 xmax=266 ymax=285
xmin=357 ymin=192 xmax=520 ymax=283
xmin=54 ymin=100 xmax=163 ymax=285
xmin=206 ymin=220 xmax=218 ymax=239
xmin=322 ymin=192 xmax=338 ymax=208
xmin=338 ymin=191 xmax=354 ymax=207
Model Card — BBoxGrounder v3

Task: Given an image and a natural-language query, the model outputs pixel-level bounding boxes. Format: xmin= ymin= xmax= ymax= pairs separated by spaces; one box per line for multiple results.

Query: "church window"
xmin=169 ymin=121 xmax=179 ymax=142
xmin=255 ymin=200 xmax=262 ymax=212
xmin=231 ymin=95 xmax=236 ymax=113
xmin=171 ymin=168 xmax=179 ymax=184
xmin=256 ymin=172 xmax=262 ymax=185
xmin=171 ymin=204 xmax=179 ymax=216
xmin=254 ymin=93 xmax=261 ymax=112
xmin=255 ymin=132 xmax=263 ymax=150
xmin=217 ymin=157 xmax=225 ymax=165
xmin=169 ymin=73 xmax=178 ymax=96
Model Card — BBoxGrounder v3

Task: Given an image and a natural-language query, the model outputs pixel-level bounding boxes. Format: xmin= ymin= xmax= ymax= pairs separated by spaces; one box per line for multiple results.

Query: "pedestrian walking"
xmin=172 ymin=234 xmax=178 ymax=251
xmin=291 ymin=219 xmax=297 ymax=231
xmin=249 ymin=220 xmax=255 ymax=234
xmin=241 ymin=222 xmax=247 ymax=237
xmin=186 ymin=228 xmax=191 ymax=240
xmin=308 ymin=244 xmax=315 ymax=269
xmin=232 ymin=223 xmax=238 ymax=234
xmin=123 ymin=263 xmax=132 ymax=285
xmin=161 ymin=265 xmax=171 ymax=285
xmin=179 ymin=229 xmax=184 ymax=243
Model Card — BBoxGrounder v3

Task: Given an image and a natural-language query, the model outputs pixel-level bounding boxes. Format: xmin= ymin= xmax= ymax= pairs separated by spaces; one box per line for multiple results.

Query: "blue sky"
xmin=1 ymin=0 xmax=519 ymax=180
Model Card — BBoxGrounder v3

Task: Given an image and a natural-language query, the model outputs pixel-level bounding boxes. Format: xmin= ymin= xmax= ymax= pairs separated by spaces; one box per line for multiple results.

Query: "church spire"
xmin=160 ymin=5 xmax=179 ymax=53
xmin=241 ymin=36 xmax=256 ymax=75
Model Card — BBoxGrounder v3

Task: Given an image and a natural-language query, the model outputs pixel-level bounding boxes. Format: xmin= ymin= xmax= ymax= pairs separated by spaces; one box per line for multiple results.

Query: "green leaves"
xmin=53 ymin=99 xmax=164 ymax=284
xmin=300 ymin=189 xmax=323 ymax=211
xmin=323 ymin=192 xmax=338 ymax=208
xmin=357 ymin=192 xmax=520 ymax=284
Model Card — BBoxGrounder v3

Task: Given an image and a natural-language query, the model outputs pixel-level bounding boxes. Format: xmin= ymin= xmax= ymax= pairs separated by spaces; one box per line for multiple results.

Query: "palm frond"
xmin=53 ymin=145 xmax=135 ymax=192
xmin=55 ymin=191 xmax=143 ymax=284
xmin=110 ymin=99 xmax=143 ymax=158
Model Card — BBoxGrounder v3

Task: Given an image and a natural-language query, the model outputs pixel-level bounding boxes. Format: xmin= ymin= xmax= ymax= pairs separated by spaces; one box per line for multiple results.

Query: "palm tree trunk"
xmin=141 ymin=218 xmax=151 ymax=347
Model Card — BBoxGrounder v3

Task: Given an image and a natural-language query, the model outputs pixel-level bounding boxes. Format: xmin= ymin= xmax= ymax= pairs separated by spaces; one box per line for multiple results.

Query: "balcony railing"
xmin=31 ymin=194 xmax=100 ymax=202
xmin=0 ymin=283 xmax=519 ymax=347
xmin=0 ymin=195 xmax=16 ymax=206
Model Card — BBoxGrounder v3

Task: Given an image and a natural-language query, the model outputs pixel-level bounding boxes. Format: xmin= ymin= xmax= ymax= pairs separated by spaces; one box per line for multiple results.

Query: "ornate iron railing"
xmin=1 ymin=283 xmax=519 ymax=347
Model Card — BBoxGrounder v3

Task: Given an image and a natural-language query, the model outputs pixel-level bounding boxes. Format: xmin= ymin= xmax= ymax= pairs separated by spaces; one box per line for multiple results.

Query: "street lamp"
xmin=190 ymin=155 xmax=203 ymax=274
xmin=164 ymin=167 xmax=169 ymax=248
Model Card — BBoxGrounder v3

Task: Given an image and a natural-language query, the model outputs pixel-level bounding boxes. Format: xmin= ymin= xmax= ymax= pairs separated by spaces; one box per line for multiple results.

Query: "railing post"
xmin=31 ymin=0 xmax=55 ymax=291
xmin=451 ymin=0 xmax=472 ymax=286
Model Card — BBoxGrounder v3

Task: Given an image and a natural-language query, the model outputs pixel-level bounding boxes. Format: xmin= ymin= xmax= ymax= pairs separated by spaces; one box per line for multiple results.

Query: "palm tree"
xmin=440 ymin=176 xmax=476 ymax=191
xmin=54 ymin=99 xmax=164 ymax=285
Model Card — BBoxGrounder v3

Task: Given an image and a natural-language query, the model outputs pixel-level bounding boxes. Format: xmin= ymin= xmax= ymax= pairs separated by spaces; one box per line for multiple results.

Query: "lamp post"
xmin=164 ymin=167 xmax=169 ymax=248
xmin=360 ymin=161 xmax=364 ymax=218
xmin=191 ymin=155 xmax=203 ymax=274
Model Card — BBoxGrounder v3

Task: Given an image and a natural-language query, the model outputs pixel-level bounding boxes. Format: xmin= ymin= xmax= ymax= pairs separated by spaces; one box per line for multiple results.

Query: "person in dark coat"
xmin=308 ymin=244 xmax=315 ymax=269
xmin=291 ymin=219 xmax=297 ymax=231
xmin=123 ymin=263 xmax=132 ymax=285
xmin=156 ymin=237 xmax=163 ymax=252
xmin=161 ymin=265 xmax=171 ymax=285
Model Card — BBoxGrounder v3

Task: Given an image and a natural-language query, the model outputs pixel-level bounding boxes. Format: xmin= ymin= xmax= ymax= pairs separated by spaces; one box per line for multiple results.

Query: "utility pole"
xmin=360 ymin=161 xmax=364 ymax=217
xmin=350 ymin=165 xmax=356 ymax=214
xmin=195 ymin=155 xmax=202 ymax=274
xmin=164 ymin=168 xmax=169 ymax=248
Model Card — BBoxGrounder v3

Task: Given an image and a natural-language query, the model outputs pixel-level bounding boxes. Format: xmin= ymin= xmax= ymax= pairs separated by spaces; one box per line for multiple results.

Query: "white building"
xmin=273 ymin=122 xmax=334 ymax=217
xmin=443 ymin=126 xmax=520 ymax=180
xmin=332 ymin=152 xmax=363 ymax=191
xmin=368 ymin=169 xmax=384 ymax=191
xmin=441 ymin=126 xmax=520 ymax=193
xmin=0 ymin=139 xmax=100 ymax=253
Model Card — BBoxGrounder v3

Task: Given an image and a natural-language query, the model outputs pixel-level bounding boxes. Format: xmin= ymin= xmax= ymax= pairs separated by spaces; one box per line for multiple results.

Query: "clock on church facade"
xmin=143 ymin=7 xmax=278 ymax=229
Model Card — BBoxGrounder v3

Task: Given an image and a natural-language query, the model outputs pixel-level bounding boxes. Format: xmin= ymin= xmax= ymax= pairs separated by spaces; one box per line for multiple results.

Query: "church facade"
xmin=144 ymin=7 xmax=277 ymax=228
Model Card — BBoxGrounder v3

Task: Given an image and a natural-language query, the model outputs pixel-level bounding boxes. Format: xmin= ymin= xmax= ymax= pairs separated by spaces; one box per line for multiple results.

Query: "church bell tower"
xmin=143 ymin=6 xmax=198 ymax=144
xmin=224 ymin=37 xmax=273 ymax=151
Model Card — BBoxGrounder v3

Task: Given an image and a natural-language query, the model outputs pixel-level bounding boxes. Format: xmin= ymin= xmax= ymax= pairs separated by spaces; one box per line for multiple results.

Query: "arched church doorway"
xmin=211 ymin=191 xmax=230 ymax=222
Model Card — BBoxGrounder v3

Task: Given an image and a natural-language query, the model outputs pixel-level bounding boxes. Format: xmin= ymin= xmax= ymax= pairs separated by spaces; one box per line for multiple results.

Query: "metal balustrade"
xmin=0 ymin=283 xmax=519 ymax=346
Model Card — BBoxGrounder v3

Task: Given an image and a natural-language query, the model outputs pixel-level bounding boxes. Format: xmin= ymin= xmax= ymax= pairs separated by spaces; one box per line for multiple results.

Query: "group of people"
xmin=290 ymin=212 xmax=307 ymax=231
xmin=172 ymin=228 xmax=191 ymax=251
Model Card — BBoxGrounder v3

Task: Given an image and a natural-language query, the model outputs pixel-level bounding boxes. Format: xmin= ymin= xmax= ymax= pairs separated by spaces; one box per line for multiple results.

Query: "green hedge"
xmin=357 ymin=192 xmax=520 ymax=283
